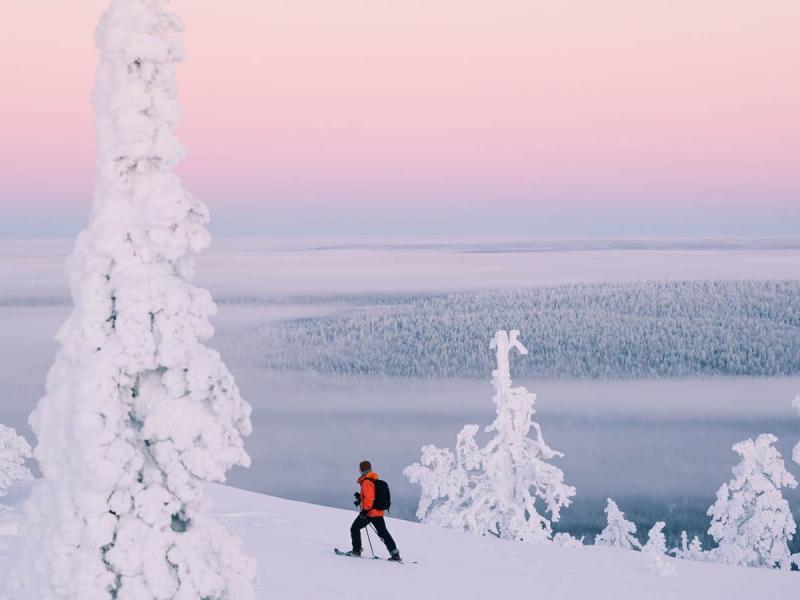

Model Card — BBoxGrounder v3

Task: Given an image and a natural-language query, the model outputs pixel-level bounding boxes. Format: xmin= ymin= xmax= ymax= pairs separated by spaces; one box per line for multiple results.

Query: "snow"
xmin=2 ymin=482 xmax=794 ymax=599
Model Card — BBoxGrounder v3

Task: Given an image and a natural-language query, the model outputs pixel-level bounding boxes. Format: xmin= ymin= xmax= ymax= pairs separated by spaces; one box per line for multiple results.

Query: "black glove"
xmin=353 ymin=492 xmax=361 ymax=507
xmin=359 ymin=510 xmax=368 ymax=519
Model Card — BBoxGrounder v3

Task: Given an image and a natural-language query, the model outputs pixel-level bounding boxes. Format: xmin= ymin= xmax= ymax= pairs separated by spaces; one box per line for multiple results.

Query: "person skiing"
xmin=347 ymin=460 xmax=402 ymax=561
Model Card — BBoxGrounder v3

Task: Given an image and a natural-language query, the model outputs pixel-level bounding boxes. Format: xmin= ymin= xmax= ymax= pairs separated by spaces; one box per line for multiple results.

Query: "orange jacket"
xmin=358 ymin=472 xmax=384 ymax=518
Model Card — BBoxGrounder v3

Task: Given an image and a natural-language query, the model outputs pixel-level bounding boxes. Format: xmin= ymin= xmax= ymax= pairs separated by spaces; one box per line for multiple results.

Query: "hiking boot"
xmin=387 ymin=552 xmax=402 ymax=562
xmin=346 ymin=550 xmax=361 ymax=557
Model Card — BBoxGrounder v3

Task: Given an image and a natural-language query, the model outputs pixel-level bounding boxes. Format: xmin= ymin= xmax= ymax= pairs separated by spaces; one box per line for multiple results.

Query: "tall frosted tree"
xmin=8 ymin=1 xmax=255 ymax=598
xmin=406 ymin=330 xmax=575 ymax=542
xmin=707 ymin=433 xmax=797 ymax=570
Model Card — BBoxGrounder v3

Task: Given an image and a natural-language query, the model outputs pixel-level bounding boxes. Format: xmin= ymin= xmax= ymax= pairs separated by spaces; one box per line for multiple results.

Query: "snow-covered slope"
xmin=0 ymin=482 xmax=794 ymax=599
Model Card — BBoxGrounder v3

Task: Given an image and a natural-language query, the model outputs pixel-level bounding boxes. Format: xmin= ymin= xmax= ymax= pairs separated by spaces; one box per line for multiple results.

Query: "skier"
xmin=347 ymin=460 xmax=402 ymax=561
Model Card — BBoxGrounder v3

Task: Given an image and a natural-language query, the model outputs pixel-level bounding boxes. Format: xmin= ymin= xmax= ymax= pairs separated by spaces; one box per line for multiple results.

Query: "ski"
xmin=333 ymin=549 xmax=418 ymax=564
xmin=334 ymin=548 xmax=380 ymax=560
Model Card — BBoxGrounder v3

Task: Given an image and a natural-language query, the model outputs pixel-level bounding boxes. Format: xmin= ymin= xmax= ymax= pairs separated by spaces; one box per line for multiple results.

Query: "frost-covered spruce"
xmin=792 ymin=395 xmax=800 ymax=466
xmin=406 ymin=330 xmax=575 ymax=542
xmin=8 ymin=2 xmax=254 ymax=599
xmin=595 ymin=498 xmax=640 ymax=550
xmin=643 ymin=522 xmax=674 ymax=576
xmin=672 ymin=531 xmax=706 ymax=562
xmin=0 ymin=424 xmax=32 ymax=509
xmin=707 ymin=433 xmax=797 ymax=570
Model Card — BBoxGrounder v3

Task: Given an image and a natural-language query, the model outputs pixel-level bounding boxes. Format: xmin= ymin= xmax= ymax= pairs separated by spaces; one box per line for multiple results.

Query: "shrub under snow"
xmin=0 ymin=424 xmax=32 ymax=508
xmin=707 ymin=433 xmax=797 ymax=570
xmin=7 ymin=1 xmax=254 ymax=599
xmin=405 ymin=330 xmax=575 ymax=542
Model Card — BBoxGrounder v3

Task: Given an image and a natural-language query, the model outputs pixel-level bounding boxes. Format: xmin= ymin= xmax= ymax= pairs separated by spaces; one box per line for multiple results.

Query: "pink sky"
xmin=1 ymin=1 xmax=798 ymax=236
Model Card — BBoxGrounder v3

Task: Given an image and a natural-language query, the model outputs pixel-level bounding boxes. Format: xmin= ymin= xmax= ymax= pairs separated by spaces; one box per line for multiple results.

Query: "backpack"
xmin=370 ymin=478 xmax=392 ymax=511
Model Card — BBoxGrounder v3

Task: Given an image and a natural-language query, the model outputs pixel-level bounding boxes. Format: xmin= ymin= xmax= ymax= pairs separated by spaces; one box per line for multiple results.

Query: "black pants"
xmin=350 ymin=515 xmax=398 ymax=555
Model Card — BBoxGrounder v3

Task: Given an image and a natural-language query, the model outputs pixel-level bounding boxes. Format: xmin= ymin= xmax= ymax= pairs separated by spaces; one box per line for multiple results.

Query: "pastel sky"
xmin=1 ymin=0 xmax=798 ymax=237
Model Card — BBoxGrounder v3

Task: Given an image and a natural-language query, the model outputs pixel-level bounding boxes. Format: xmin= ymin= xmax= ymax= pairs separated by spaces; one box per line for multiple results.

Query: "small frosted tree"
xmin=8 ymin=2 xmax=255 ymax=599
xmin=553 ymin=532 xmax=584 ymax=548
xmin=707 ymin=433 xmax=797 ymax=569
xmin=0 ymin=424 xmax=32 ymax=510
xmin=672 ymin=531 xmax=706 ymax=562
xmin=406 ymin=330 xmax=575 ymax=542
xmin=595 ymin=498 xmax=640 ymax=550
xmin=643 ymin=521 xmax=674 ymax=576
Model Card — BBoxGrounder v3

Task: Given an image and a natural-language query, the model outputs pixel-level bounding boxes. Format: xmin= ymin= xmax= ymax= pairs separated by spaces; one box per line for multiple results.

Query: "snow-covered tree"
xmin=707 ymin=433 xmax=797 ymax=570
xmin=643 ymin=521 xmax=674 ymax=576
xmin=8 ymin=2 xmax=255 ymax=599
xmin=0 ymin=424 xmax=32 ymax=509
xmin=672 ymin=531 xmax=706 ymax=562
xmin=643 ymin=521 xmax=668 ymax=555
xmin=405 ymin=443 xmax=463 ymax=525
xmin=553 ymin=532 xmax=584 ymax=548
xmin=405 ymin=330 xmax=575 ymax=543
xmin=595 ymin=498 xmax=640 ymax=550
xmin=792 ymin=395 xmax=800 ymax=466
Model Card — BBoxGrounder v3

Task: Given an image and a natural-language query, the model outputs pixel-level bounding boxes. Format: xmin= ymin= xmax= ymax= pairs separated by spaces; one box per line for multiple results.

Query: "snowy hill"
xmin=0 ymin=483 xmax=794 ymax=599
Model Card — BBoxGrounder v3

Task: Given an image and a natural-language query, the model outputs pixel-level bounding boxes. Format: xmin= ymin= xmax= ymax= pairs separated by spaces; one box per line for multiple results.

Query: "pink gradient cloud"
xmin=1 ymin=1 xmax=798 ymax=227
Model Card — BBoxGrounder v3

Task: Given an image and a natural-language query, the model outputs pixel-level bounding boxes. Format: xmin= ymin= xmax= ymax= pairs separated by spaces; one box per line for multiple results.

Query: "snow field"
xmin=5 ymin=482 xmax=794 ymax=600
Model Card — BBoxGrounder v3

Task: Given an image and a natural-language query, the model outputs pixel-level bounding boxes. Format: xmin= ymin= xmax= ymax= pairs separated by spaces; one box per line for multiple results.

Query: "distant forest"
xmin=216 ymin=280 xmax=800 ymax=379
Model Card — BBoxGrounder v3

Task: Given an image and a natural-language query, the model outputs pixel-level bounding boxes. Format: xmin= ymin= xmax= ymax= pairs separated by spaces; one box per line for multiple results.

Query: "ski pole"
xmin=364 ymin=520 xmax=376 ymax=558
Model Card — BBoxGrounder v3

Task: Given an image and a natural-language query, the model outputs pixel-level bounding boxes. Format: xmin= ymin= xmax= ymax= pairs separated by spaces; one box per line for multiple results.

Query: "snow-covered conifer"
xmin=406 ymin=330 xmax=575 ymax=543
xmin=643 ymin=521 xmax=668 ymax=555
xmin=792 ymin=395 xmax=800 ymax=466
xmin=8 ymin=2 xmax=254 ymax=598
xmin=672 ymin=531 xmax=706 ymax=561
xmin=0 ymin=424 xmax=32 ymax=509
xmin=707 ymin=433 xmax=797 ymax=569
xmin=643 ymin=522 xmax=674 ymax=576
xmin=595 ymin=498 xmax=640 ymax=550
